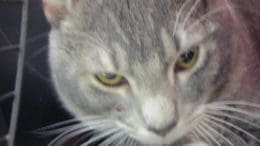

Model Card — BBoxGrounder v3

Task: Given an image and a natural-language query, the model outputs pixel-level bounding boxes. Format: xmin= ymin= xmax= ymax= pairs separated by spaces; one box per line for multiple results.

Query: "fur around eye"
xmin=95 ymin=73 xmax=126 ymax=87
xmin=175 ymin=47 xmax=199 ymax=71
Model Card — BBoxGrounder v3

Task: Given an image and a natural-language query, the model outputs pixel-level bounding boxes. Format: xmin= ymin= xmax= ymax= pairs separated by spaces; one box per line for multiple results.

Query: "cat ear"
xmin=42 ymin=0 xmax=79 ymax=26
xmin=207 ymin=0 xmax=238 ymax=23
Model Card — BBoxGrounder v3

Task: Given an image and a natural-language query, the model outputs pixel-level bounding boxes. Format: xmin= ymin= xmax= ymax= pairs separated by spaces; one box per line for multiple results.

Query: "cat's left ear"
xmin=42 ymin=0 xmax=79 ymax=26
xmin=206 ymin=0 xmax=239 ymax=24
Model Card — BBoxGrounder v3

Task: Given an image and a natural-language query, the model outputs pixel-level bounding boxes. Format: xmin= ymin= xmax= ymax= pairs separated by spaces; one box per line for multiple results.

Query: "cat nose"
xmin=141 ymin=96 xmax=179 ymax=137
xmin=147 ymin=118 xmax=178 ymax=136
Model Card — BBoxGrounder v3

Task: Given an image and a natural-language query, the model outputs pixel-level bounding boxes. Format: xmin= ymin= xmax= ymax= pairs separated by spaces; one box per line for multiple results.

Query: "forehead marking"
xmin=145 ymin=53 xmax=162 ymax=75
xmin=148 ymin=14 xmax=155 ymax=31
xmin=107 ymin=11 xmax=130 ymax=45
xmin=161 ymin=28 xmax=177 ymax=60
xmin=97 ymin=48 xmax=115 ymax=71
xmin=112 ymin=42 xmax=129 ymax=72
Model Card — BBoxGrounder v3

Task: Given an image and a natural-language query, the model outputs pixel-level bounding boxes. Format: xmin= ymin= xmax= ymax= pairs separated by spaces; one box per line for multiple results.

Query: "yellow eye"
xmin=175 ymin=47 xmax=199 ymax=71
xmin=95 ymin=73 xmax=125 ymax=87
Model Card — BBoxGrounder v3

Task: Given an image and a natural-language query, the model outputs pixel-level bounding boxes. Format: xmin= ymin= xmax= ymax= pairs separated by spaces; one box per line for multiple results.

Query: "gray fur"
xmin=43 ymin=0 xmax=260 ymax=145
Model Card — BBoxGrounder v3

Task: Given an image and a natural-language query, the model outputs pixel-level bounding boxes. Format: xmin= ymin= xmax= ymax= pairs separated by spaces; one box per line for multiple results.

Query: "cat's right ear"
xmin=42 ymin=0 xmax=79 ymax=26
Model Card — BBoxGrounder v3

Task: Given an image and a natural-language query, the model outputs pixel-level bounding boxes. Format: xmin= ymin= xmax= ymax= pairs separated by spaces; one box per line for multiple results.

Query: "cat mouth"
xmin=118 ymin=105 xmax=207 ymax=145
xmin=44 ymin=101 xmax=259 ymax=146
xmin=118 ymin=118 xmax=198 ymax=145
xmin=125 ymin=125 xmax=196 ymax=145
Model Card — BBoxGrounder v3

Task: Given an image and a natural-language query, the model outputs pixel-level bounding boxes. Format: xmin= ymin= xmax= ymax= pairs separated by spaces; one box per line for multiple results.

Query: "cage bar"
xmin=6 ymin=0 xmax=28 ymax=146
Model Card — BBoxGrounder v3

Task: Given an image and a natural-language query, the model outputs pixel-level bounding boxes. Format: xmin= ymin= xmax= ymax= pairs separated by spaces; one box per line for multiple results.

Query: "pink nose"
xmin=147 ymin=117 xmax=178 ymax=136
xmin=141 ymin=96 xmax=179 ymax=136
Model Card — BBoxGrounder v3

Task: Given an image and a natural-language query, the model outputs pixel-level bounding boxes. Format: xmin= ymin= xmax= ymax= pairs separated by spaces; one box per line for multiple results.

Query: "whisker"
xmin=0 ymin=44 xmax=19 ymax=52
xmin=194 ymin=125 xmax=212 ymax=145
xmin=124 ymin=136 xmax=130 ymax=145
xmin=28 ymin=45 xmax=48 ymax=59
xmin=26 ymin=32 xmax=48 ymax=44
xmin=206 ymin=110 xmax=260 ymax=129
xmin=198 ymin=121 xmax=221 ymax=146
xmin=99 ymin=131 xmax=125 ymax=146
xmin=173 ymin=0 xmax=193 ymax=37
xmin=186 ymin=7 xmax=227 ymax=32
xmin=171 ymin=114 xmax=202 ymax=142
xmin=132 ymin=139 xmax=138 ymax=146
xmin=114 ymin=133 xmax=128 ymax=145
xmin=25 ymin=63 xmax=51 ymax=83
xmin=129 ymin=137 xmax=135 ymax=146
xmin=223 ymin=0 xmax=239 ymax=23
xmin=48 ymin=120 xmax=112 ymax=145
xmin=0 ymin=28 xmax=11 ymax=44
xmin=205 ymin=106 xmax=260 ymax=119
xmin=191 ymin=131 xmax=201 ymax=142
xmin=0 ymin=91 xmax=14 ymax=103
xmin=33 ymin=119 xmax=81 ymax=133
xmin=203 ymin=117 xmax=247 ymax=145
xmin=206 ymin=115 xmax=260 ymax=143
xmin=181 ymin=0 xmax=201 ymax=28
xmin=0 ymin=32 xmax=48 ymax=53
xmin=81 ymin=128 xmax=120 ymax=146
xmin=48 ymin=123 xmax=96 ymax=146
xmin=34 ymin=125 xmax=77 ymax=137
xmin=34 ymin=116 xmax=104 ymax=133
xmin=201 ymin=118 xmax=233 ymax=146
xmin=207 ymin=101 xmax=260 ymax=108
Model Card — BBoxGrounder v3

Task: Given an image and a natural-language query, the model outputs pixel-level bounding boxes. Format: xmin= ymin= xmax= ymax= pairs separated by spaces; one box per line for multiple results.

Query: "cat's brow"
xmin=161 ymin=27 xmax=178 ymax=60
xmin=111 ymin=42 xmax=129 ymax=72
xmin=94 ymin=47 xmax=119 ymax=72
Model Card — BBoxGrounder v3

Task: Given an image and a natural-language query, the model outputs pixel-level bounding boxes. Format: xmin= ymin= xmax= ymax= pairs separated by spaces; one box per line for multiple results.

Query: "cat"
xmin=42 ymin=0 xmax=260 ymax=145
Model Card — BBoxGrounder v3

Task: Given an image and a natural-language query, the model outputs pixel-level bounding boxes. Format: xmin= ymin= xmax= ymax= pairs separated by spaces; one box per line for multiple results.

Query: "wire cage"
xmin=0 ymin=0 xmax=70 ymax=145
xmin=0 ymin=0 xmax=28 ymax=145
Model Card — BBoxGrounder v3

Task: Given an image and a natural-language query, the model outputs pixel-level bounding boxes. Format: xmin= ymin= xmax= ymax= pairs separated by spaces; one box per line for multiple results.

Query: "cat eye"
xmin=175 ymin=47 xmax=199 ymax=71
xmin=95 ymin=73 xmax=126 ymax=87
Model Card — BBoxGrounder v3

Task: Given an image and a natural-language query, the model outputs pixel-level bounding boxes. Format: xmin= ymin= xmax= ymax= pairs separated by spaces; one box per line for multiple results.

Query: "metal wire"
xmin=0 ymin=92 xmax=14 ymax=103
xmin=7 ymin=0 xmax=28 ymax=145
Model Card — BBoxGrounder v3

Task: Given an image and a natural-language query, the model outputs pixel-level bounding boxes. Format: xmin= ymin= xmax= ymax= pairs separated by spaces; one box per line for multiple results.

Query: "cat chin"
xmin=114 ymin=122 xmax=165 ymax=144
xmin=117 ymin=123 xmax=193 ymax=145
xmin=112 ymin=105 xmax=207 ymax=145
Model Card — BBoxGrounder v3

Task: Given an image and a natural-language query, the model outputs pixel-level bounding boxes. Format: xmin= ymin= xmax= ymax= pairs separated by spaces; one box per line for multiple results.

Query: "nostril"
xmin=147 ymin=118 xmax=178 ymax=136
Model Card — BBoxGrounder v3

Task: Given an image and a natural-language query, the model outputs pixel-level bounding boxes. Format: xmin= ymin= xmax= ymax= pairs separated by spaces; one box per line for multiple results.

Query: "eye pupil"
xmin=180 ymin=51 xmax=194 ymax=63
xmin=175 ymin=47 xmax=199 ymax=71
xmin=104 ymin=73 xmax=117 ymax=79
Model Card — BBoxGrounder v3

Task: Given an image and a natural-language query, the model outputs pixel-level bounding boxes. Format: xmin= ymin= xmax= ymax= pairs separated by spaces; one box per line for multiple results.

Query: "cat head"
xmin=43 ymin=0 xmax=260 ymax=145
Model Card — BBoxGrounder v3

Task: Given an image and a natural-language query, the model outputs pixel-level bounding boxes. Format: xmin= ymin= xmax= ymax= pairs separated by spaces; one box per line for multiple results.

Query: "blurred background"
xmin=0 ymin=0 xmax=72 ymax=145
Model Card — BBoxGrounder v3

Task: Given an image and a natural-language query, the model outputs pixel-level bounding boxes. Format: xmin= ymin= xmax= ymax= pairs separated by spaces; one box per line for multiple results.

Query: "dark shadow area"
xmin=0 ymin=1 xmax=72 ymax=145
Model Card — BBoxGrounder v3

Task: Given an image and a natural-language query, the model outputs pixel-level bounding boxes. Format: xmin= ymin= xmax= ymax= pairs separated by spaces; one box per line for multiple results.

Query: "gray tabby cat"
xmin=42 ymin=0 xmax=260 ymax=145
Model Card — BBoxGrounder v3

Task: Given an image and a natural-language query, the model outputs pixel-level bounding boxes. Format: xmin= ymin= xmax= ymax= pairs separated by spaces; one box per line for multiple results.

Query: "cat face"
xmin=43 ymin=0 xmax=260 ymax=145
